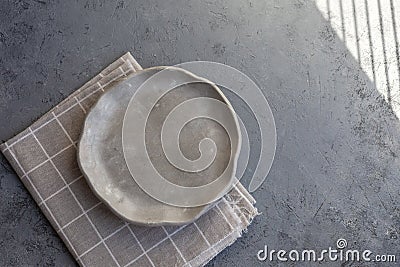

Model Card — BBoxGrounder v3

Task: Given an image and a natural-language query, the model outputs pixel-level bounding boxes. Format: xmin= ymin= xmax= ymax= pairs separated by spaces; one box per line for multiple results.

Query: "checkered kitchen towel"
xmin=0 ymin=52 xmax=258 ymax=267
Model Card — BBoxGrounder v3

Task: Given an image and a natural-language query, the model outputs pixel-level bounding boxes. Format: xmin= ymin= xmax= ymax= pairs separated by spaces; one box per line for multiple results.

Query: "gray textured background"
xmin=1 ymin=0 xmax=399 ymax=266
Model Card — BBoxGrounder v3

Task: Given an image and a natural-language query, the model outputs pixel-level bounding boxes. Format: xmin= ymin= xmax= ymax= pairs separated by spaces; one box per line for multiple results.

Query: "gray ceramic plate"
xmin=78 ymin=67 xmax=241 ymax=225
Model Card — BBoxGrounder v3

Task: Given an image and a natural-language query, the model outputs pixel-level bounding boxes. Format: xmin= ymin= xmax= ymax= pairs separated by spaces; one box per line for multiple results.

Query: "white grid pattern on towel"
xmin=1 ymin=53 xmax=256 ymax=267
xmin=3 ymin=142 xmax=84 ymax=266
xmin=29 ymin=127 xmax=120 ymax=266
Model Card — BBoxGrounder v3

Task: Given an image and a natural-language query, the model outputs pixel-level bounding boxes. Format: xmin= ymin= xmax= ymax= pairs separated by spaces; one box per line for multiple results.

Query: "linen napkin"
xmin=0 ymin=52 xmax=258 ymax=267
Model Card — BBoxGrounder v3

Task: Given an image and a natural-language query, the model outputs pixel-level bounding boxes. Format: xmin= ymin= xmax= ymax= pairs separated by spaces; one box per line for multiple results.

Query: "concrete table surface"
xmin=0 ymin=0 xmax=399 ymax=266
